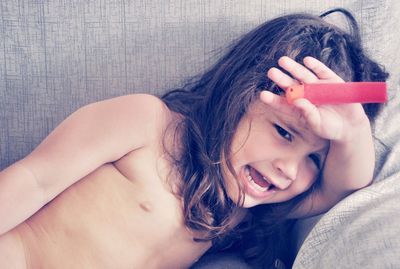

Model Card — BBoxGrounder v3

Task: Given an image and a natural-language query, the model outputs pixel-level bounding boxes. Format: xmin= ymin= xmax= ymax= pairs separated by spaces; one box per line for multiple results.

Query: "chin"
xmin=242 ymin=196 xmax=267 ymax=208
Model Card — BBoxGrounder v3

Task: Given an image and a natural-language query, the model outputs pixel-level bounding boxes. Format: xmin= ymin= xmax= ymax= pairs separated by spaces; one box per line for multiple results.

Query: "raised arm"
xmin=292 ymin=105 xmax=374 ymax=217
xmin=265 ymin=56 xmax=375 ymax=218
xmin=0 ymin=94 xmax=164 ymax=235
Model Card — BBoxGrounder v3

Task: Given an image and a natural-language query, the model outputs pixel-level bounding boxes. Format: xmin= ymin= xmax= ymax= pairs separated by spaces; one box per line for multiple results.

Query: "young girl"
xmin=0 ymin=8 xmax=388 ymax=269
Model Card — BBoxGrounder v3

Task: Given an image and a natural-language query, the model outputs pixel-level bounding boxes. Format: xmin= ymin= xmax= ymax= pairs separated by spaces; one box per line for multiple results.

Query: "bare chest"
xmin=18 ymin=147 xmax=210 ymax=269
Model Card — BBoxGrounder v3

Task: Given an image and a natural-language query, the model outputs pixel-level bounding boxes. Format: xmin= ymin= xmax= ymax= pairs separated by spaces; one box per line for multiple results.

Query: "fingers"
xmin=278 ymin=56 xmax=319 ymax=83
xmin=259 ymin=90 xmax=287 ymax=107
xmin=303 ymin=57 xmax=344 ymax=82
xmin=266 ymin=56 xmax=319 ymax=91
xmin=267 ymin=67 xmax=299 ymax=89
xmin=261 ymin=91 xmax=322 ymax=135
xmin=267 ymin=56 xmax=343 ymax=89
xmin=260 ymin=91 xmax=300 ymax=116
xmin=292 ymin=98 xmax=321 ymax=131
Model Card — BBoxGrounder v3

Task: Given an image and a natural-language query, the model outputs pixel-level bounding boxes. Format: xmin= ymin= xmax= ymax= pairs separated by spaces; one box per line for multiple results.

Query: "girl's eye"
xmin=274 ymin=124 xmax=292 ymax=142
xmin=309 ymin=153 xmax=321 ymax=169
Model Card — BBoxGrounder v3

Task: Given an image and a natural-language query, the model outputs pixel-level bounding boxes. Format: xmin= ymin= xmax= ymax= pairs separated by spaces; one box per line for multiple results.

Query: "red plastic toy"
xmin=285 ymin=82 xmax=387 ymax=105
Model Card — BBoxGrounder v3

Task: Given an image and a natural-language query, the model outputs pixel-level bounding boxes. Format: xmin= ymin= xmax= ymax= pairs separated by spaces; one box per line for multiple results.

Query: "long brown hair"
xmin=161 ymin=8 xmax=388 ymax=266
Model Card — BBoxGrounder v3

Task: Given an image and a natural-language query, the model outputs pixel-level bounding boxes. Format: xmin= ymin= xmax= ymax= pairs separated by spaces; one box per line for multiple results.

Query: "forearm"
xmin=289 ymin=120 xmax=375 ymax=219
xmin=322 ymin=118 xmax=374 ymax=199
xmin=0 ymin=161 xmax=45 ymax=235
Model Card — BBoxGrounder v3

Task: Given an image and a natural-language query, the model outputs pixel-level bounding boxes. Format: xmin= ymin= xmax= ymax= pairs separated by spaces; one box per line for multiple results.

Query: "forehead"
xmin=248 ymin=100 xmax=329 ymax=150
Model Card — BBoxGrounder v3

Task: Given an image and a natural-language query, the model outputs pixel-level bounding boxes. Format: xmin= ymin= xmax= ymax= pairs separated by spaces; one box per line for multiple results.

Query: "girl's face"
xmin=224 ymin=99 xmax=329 ymax=208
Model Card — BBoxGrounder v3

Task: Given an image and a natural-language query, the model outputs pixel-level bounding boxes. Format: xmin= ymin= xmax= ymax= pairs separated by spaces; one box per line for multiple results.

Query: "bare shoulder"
xmin=87 ymin=93 xmax=168 ymax=119
xmin=124 ymin=94 xmax=174 ymax=136
xmin=83 ymin=93 xmax=173 ymax=144
xmin=100 ymin=93 xmax=167 ymax=114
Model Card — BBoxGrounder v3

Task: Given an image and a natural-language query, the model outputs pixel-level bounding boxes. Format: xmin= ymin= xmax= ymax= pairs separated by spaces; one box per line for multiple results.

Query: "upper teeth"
xmin=247 ymin=174 xmax=268 ymax=183
xmin=245 ymin=166 xmax=268 ymax=183
xmin=245 ymin=166 xmax=274 ymax=193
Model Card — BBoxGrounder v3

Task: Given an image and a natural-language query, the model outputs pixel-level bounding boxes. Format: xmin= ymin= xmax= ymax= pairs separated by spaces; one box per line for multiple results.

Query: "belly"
xmin=15 ymin=163 xmax=209 ymax=269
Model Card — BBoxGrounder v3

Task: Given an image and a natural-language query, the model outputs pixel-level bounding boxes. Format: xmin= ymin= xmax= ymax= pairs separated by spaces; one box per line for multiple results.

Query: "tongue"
xmin=249 ymin=166 xmax=271 ymax=188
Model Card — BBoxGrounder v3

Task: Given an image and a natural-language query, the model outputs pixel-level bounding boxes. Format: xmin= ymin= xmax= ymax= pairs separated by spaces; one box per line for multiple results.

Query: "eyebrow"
xmin=286 ymin=122 xmax=329 ymax=153
xmin=286 ymin=123 xmax=304 ymax=140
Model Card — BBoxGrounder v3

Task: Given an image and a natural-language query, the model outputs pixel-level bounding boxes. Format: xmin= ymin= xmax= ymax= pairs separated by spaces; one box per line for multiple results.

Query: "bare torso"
xmin=1 ymin=108 xmax=211 ymax=269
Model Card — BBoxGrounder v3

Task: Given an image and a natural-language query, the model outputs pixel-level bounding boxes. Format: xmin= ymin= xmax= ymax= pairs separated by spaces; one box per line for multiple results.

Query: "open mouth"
xmin=245 ymin=165 xmax=276 ymax=192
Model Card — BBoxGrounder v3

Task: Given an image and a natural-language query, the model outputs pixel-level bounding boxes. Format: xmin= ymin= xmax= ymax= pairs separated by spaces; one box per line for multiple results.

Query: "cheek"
xmin=290 ymin=165 xmax=319 ymax=195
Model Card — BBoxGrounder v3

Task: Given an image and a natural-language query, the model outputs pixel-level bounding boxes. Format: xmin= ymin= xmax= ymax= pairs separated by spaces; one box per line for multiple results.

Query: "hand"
xmin=261 ymin=56 xmax=369 ymax=142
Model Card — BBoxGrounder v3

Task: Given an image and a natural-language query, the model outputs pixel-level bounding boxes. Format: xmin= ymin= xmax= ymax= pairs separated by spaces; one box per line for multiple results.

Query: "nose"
xmin=272 ymin=158 xmax=299 ymax=188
